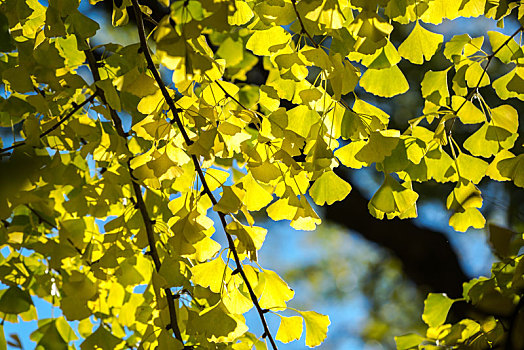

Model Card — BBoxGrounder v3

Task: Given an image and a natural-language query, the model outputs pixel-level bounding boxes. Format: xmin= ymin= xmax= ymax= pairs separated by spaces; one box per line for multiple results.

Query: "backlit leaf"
xmin=398 ymin=22 xmax=443 ymax=64
xmin=422 ymin=293 xmax=455 ymax=327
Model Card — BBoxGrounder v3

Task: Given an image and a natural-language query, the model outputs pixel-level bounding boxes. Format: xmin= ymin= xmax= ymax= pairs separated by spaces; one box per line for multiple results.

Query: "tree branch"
xmin=448 ymin=25 xmax=523 ymax=135
xmin=84 ymin=47 xmax=184 ymax=344
xmin=291 ymin=0 xmax=319 ymax=48
xmin=0 ymin=95 xmax=95 ymax=156
xmin=129 ymin=1 xmax=279 ymax=348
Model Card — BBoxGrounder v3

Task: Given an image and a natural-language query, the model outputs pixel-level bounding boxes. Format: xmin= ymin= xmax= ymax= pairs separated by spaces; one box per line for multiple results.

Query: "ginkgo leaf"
xmin=258 ymin=269 xmax=294 ymax=309
xmin=238 ymin=173 xmax=273 ymax=211
xmin=229 ymin=0 xmax=254 ymax=25
xmin=246 ymin=26 xmax=290 ymax=56
xmin=465 ymin=61 xmax=490 ymax=88
xmin=398 ymin=22 xmax=443 ymax=64
xmin=368 ymin=175 xmax=418 ymax=220
xmin=449 ymin=207 xmax=486 ymax=232
xmin=446 ymin=179 xmax=483 ymax=212
xmin=421 ymin=69 xmax=450 ymax=110
xmin=497 ymin=154 xmax=524 ymax=188
xmin=309 ymin=171 xmax=352 ymax=206
xmin=456 ymin=153 xmax=488 ymax=184
xmin=452 ymin=96 xmax=486 ymax=124
xmin=191 ymin=257 xmax=231 ymax=294
xmin=296 ymin=310 xmax=330 ymax=348
xmin=334 ymin=140 xmax=368 ymax=169
xmin=96 ymin=79 xmax=121 ymax=111
xmin=204 ymin=168 xmax=230 ymax=191
xmin=422 ymin=293 xmax=455 ymax=327
xmin=359 ymin=65 xmax=409 ymax=97
xmin=395 ymin=333 xmax=426 ymax=350
xmin=488 ymin=30 xmax=523 ymax=64
xmin=226 ymin=221 xmax=267 ymax=258
xmin=80 ymin=325 xmax=123 ymax=350
xmin=463 ymin=123 xmax=511 ymax=158
xmin=486 ymin=150 xmax=514 ymax=181
xmin=0 ymin=286 xmax=32 ymax=314
xmin=490 ymin=104 xmax=519 ymax=133
xmin=356 ymin=130 xmax=400 ymax=164
xmin=276 ymin=316 xmax=303 ymax=344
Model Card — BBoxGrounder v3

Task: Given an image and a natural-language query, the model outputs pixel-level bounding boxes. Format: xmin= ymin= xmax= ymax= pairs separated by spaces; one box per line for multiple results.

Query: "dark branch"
xmin=84 ymin=46 xmax=185 ymax=344
xmin=0 ymin=95 xmax=95 ymax=156
xmin=129 ymin=1 xmax=279 ymax=348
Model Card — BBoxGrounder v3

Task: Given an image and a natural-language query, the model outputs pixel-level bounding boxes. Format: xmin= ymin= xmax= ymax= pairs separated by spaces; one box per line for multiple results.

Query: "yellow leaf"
xmin=360 ymin=65 xmax=409 ymax=97
xmin=398 ymin=22 xmax=443 ymax=64
xmin=449 ymin=207 xmax=486 ymax=232
xmin=226 ymin=221 xmax=267 ymax=258
xmin=452 ymin=96 xmax=486 ymax=124
xmin=297 ymin=310 xmax=330 ymax=348
xmin=191 ymin=257 xmax=231 ymax=294
xmin=491 ymin=104 xmax=519 ymax=133
xmin=309 ymin=171 xmax=352 ymax=205
xmin=276 ymin=316 xmax=303 ymax=344
xmin=335 ymin=140 xmax=368 ymax=169
xmin=239 ymin=173 xmax=273 ymax=212
xmin=258 ymin=270 xmax=294 ymax=309
xmin=214 ymin=186 xmax=244 ymax=214
xmin=246 ymin=26 xmax=290 ymax=56
xmin=204 ymin=168 xmax=230 ymax=192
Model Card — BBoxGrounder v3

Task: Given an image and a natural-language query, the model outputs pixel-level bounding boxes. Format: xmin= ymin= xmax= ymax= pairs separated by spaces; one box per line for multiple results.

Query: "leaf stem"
xmin=129 ymin=1 xmax=279 ymax=348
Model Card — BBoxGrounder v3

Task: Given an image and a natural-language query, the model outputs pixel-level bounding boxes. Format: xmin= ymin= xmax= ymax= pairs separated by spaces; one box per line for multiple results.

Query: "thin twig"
xmin=448 ymin=26 xmax=523 ymax=135
xmin=84 ymin=47 xmax=185 ymax=344
xmin=129 ymin=1 xmax=279 ymax=348
xmin=291 ymin=0 xmax=319 ymax=48
xmin=0 ymin=95 xmax=96 ymax=156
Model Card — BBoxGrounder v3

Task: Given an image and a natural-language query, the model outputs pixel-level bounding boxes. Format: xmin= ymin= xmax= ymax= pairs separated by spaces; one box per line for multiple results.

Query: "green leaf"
xmin=309 ymin=171 xmax=352 ymax=206
xmin=0 ymin=325 xmax=6 ymax=350
xmin=497 ymin=154 xmax=524 ymax=188
xmin=488 ymin=223 xmax=518 ymax=259
xmin=398 ymin=22 xmax=443 ymax=64
xmin=360 ymin=65 xmax=409 ymax=97
xmin=80 ymin=325 xmax=123 ymax=350
xmin=276 ymin=315 xmax=303 ymax=344
xmin=297 ymin=310 xmax=330 ymax=348
xmin=394 ymin=333 xmax=425 ymax=350
xmin=96 ymin=79 xmax=121 ymax=111
xmin=0 ymin=11 xmax=15 ymax=51
xmin=0 ymin=286 xmax=32 ymax=314
xmin=422 ymin=293 xmax=455 ymax=327
xmin=368 ymin=174 xmax=418 ymax=220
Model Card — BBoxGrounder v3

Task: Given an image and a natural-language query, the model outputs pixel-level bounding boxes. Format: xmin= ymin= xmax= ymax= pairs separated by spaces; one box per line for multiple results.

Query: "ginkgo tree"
xmin=0 ymin=0 xmax=523 ymax=348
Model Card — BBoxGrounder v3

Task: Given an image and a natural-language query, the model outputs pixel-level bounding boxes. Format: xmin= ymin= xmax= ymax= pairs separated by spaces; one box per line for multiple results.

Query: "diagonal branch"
xmin=83 ymin=48 xmax=185 ymax=344
xmin=291 ymin=0 xmax=319 ymax=48
xmin=0 ymin=95 xmax=96 ymax=156
xmin=449 ymin=25 xmax=523 ymax=135
xmin=129 ymin=1 xmax=279 ymax=348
